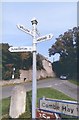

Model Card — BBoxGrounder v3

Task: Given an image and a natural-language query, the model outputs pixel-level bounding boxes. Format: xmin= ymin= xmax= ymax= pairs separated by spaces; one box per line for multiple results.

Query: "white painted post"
xmin=31 ymin=18 xmax=38 ymax=119
xmin=11 ymin=18 xmax=53 ymax=119
xmin=12 ymin=67 xmax=15 ymax=79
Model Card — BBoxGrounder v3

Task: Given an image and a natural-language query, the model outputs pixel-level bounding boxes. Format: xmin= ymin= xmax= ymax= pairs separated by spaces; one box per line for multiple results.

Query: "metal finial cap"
xmin=31 ymin=17 xmax=38 ymax=25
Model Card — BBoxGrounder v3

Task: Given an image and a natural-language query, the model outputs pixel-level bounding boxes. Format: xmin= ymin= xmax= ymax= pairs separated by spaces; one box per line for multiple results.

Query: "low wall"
xmin=0 ymin=69 xmax=55 ymax=86
xmin=20 ymin=69 xmax=55 ymax=81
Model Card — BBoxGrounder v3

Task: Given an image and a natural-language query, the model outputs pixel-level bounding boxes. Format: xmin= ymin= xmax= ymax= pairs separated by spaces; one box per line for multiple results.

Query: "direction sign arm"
xmin=17 ymin=24 xmax=29 ymax=32
xmin=37 ymin=34 xmax=53 ymax=43
xmin=17 ymin=24 xmax=33 ymax=36
xmin=8 ymin=46 xmax=33 ymax=52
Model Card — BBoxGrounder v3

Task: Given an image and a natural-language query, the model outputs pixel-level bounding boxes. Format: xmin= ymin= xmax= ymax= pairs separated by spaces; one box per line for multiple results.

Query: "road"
xmin=1 ymin=78 xmax=78 ymax=100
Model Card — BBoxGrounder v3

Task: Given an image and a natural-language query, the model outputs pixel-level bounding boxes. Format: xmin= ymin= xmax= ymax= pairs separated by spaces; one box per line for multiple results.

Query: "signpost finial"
xmin=31 ymin=17 xmax=38 ymax=25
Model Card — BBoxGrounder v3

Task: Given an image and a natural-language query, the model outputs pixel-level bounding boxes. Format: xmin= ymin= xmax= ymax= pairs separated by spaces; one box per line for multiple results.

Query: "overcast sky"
xmin=2 ymin=2 xmax=77 ymax=62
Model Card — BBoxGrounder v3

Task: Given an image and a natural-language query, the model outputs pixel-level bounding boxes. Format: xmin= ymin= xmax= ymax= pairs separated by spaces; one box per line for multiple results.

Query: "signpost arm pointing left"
xmin=17 ymin=24 xmax=33 ymax=36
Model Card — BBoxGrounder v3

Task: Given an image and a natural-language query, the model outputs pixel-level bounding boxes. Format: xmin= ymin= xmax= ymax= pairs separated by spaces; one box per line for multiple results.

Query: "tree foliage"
xmin=2 ymin=43 xmax=21 ymax=80
xmin=49 ymin=26 xmax=79 ymax=78
xmin=2 ymin=43 xmax=44 ymax=80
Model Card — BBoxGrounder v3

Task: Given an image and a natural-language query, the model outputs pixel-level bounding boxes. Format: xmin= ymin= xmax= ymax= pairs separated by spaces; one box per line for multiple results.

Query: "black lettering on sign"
xmin=62 ymin=106 xmax=66 ymax=111
xmin=49 ymin=104 xmax=53 ymax=109
xmin=76 ymin=107 xmax=79 ymax=112
xmin=49 ymin=35 xmax=51 ymax=38
xmin=20 ymin=26 xmax=23 ymax=28
xmin=67 ymin=107 xmax=70 ymax=112
xmin=71 ymin=109 xmax=74 ymax=114
xmin=53 ymin=103 xmax=60 ymax=110
xmin=37 ymin=36 xmax=47 ymax=41
xmin=42 ymin=103 xmax=46 ymax=107
xmin=46 ymin=104 xmax=49 ymax=108
xmin=25 ymin=29 xmax=30 ymax=32
xmin=20 ymin=25 xmax=30 ymax=32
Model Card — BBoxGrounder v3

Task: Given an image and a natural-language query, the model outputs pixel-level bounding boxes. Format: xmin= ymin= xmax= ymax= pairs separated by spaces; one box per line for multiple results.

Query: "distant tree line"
xmin=1 ymin=43 xmax=44 ymax=80
xmin=49 ymin=26 xmax=78 ymax=79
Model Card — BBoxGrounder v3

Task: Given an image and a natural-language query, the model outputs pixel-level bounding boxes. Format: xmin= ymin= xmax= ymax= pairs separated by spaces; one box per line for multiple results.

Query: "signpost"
xmin=9 ymin=18 xmax=53 ymax=119
xmin=17 ymin=24 xmax=33 ymax=36
xmin=37 ymin=34 xmax=53 ymax=43
xmin=31 ymin=18 xmax=38 ymax=119
xmin=39 ymin=98 xmax=79 ymax=117
xmin=9 ymin=46 xmax=33 ymax=52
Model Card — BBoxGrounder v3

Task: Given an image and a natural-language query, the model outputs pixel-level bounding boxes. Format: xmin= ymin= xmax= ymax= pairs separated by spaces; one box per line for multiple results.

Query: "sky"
xmin=1 ymin=2 xmax=77 ymax=62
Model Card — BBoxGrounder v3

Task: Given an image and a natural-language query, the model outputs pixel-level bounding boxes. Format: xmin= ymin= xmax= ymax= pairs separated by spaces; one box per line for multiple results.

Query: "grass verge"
xmin=1 ymin=87 xmax=77 ymax=119
xmin=68 ymin=79 xmax=79 ymax=86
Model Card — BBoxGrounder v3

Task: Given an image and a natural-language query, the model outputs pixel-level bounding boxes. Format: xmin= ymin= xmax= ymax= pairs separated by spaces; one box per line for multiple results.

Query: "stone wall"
xmin=0 ymin=59 xmax=55 ymax=86
xmin=20 ymin=59 xmax=55 ymax=81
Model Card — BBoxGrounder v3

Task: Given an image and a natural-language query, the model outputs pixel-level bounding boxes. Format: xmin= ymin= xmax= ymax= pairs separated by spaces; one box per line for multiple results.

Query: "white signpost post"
xmin=9 ymin=18 xmax=53 ymax=119
xmin=39 ymin=98 xmax=79 ymax=117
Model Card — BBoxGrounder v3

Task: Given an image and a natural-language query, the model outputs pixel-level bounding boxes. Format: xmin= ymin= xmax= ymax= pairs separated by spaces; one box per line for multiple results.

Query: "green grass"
xmin=1 ymin=87 xmax=77 ymax=119
xmin=37 ymin=87 xmax=75 ymax=101
xmin=2 ymin=97 xmax=10 ymax=115
xmin=68 ymin=79 xmax=79 ymax=86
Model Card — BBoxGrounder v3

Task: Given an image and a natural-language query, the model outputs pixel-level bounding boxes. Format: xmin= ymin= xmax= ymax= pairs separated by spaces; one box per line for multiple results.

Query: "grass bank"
xmin=1 ymin=87 xmax=77 ymax=119
xmin=68 ymin=79 xmax=79 ymax=86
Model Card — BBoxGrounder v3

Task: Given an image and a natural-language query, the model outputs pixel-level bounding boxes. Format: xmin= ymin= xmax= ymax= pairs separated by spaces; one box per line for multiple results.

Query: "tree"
xmin=2 ymin=43 xmax=20 ymax=80
xmin=49 ymin=26 xmax=78 ymax=78
xmin=2 ymin=43 xmax=44 ymax=80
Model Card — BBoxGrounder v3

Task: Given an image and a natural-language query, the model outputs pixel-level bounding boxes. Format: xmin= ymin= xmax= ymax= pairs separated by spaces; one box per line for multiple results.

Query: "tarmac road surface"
xmin=1 ymin=78 xmax=78 ymax=100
